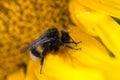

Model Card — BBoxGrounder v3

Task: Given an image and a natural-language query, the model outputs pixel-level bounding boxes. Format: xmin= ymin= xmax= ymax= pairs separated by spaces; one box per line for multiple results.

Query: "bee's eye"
xmin=61 ymin=31 xmax=70 ymax=43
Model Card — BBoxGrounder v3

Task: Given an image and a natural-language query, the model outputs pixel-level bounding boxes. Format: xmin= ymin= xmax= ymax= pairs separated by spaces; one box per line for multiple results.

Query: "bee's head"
xmin=61 ymin=30 xmax=70 ymax=43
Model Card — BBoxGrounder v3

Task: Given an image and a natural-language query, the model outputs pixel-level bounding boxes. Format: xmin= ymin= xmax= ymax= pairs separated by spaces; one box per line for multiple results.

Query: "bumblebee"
xmin=21 ymin=27 xmax=81 ymax=73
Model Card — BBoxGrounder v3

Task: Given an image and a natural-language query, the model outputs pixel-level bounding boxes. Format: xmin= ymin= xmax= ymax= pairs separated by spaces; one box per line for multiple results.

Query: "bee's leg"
xmin=64 ymin=44 xmax=81 ymax=50
xmin=40 ymin=57 xmax=44 ymax=74
xmin=68 ymin=41 xmax=82 ymax=45
xmin=40 ymin=46 xmax=49 ymax=74
xmin=69 ymin=37 xmax=82 ymax=45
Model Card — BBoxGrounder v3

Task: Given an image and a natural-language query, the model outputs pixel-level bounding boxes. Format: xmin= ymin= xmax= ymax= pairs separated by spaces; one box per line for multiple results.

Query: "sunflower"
xmin=2 ymin=0 xmax=120 ymax=80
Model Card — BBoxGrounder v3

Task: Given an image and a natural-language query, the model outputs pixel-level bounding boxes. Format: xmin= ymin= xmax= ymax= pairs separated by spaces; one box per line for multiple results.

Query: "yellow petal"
xmin=94 ymin=20 xmax=120 ymax=60
xmin=47 ymin=57 xmax=104 ymax=80
xmin=25 ymin=60 xmax=38 ymax=80
xmin=69 ymin=0 xmax=120 ymax=59
xmin=69 ymin=0 xmax=101 ymax=36
xmin=35 ymin=54 xmax=105 ymax=80
xmin=69 ymin=27 xmax=120 ymax=80
xmin=6 ymin=69 xmax=25 ymax=80
xmin=75 ymin=0 xmax=120 ymax=18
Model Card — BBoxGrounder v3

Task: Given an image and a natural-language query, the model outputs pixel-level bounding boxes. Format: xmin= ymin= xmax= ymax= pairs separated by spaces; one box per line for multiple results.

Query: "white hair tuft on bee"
xmin=30 ymin=52 xmax=39 ymax=61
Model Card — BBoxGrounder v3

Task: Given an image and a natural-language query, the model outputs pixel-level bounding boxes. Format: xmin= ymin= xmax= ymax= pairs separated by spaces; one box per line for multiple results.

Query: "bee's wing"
xmin=21 ymin=36 xmax=56 ymax=53
xmin=21 ymin=28 xmax=58 ymax=53
xmin=20 ymin=44 xmax=30 ymax=53
xmin=20 ymin=31 xmax=47 ymax=53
